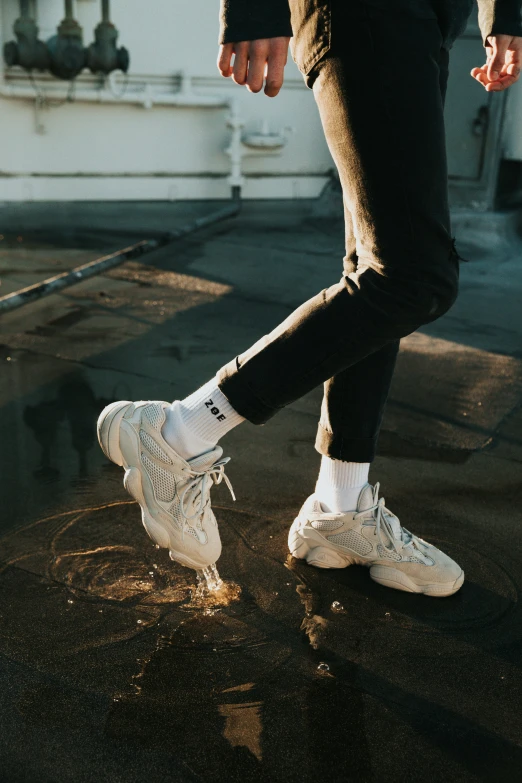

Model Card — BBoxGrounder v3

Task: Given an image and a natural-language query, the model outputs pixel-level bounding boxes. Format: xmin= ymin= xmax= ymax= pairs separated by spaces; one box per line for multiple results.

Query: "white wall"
xmin=0 ymin=0 xmax=333 ymax=201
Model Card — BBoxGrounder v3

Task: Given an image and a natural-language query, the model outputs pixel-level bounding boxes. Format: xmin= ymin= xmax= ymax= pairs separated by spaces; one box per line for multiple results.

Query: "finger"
xmin=473 ymin=70 xmax=489 ymax=87
xmin=470 ymin=66 xmax=486 ymax=78
xmin=505 ymin=62 xmax=521 ymax=80
xmin=217 ymin=43 xmax=234 ymax=77
xmin=486 ymin=73 xmax=517 ymax=91
xmin=487 ymin=36 xmax=509 ymax=81
xmin=246 ymin=39 xmax=269 ymax=93
xmin=233 ymin=41 xmax=249 ymax=85
xmin=265 ymin=39 xmax=288 ymax=96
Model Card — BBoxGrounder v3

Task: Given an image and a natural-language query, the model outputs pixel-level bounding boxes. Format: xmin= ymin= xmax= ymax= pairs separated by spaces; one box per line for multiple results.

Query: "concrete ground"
xmin=1 ymin=200 xmax=522 ymax=783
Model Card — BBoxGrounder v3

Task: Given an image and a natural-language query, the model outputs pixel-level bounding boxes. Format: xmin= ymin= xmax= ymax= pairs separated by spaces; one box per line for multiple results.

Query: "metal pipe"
xmin=0 ymin=202 xmax=240 ymax=314
xmin=101 ymin=0 xmax=110 ymax=22
xmin=20 ymin=0 xmax=30 ymax=18
xmin=0 ymin=82 xmax=227 ymax=108
xmin=64 ymin=0 xmax=74 ymax=20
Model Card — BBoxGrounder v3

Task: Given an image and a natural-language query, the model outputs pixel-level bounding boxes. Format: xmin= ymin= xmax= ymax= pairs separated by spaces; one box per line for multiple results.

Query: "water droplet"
xmin=67 ymin=599 xmax=73 ymax=605
xmin=317 ymin=662 xmax=330 ymax=673
xmin=137 ymin=619 xmax=143 ymax=625
xmin=155 ymin=544 xmax=160 ymax=550
xmin=385 ymin=612 xmax=390 ymax=617
xmin=213 ymin=648 xmax=217 ymax=652
xmin=331 ymin=601 xmax=344 ymax=612
xmin=152 ymin=564 xmax=158 ymax=569
xmin=148 ymin=571 xmax=154 ymax=576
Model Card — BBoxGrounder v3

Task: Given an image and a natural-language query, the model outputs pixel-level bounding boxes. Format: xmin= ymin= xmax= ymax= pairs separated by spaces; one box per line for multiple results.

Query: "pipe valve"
xmin=47 ymin=8 xmax=86 ymax=81
xmin=3 ymin=2 xmax=49 ymax=72
xmin=86 ymin=20 xmax=129 ymax=75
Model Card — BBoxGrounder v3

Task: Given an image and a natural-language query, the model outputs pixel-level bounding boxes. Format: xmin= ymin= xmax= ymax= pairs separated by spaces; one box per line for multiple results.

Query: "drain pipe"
xmin=0 ymin=202 xmax=239 ymax=314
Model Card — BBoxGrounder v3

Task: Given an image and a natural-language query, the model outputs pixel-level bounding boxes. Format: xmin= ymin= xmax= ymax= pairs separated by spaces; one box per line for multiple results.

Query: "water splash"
xmin=196 ymin=562 xmax=223 ymax=594
xmin=187 ymin=562 xmax=241 ymax=610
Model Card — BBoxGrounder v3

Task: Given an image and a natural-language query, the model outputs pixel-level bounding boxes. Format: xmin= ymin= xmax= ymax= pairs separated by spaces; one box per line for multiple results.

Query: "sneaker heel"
xmin=97 ymin=400 xmax=132 ymax=466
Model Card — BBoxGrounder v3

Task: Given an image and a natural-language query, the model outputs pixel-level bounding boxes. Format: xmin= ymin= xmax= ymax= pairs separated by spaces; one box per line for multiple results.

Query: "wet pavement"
xmin=1 ymin=200 xmax=522 ymax=782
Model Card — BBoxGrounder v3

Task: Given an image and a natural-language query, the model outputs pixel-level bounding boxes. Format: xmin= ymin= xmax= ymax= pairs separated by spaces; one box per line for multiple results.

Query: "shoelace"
xmin=180 ymin=457 xmax=235 ymax=537
xmin=354 ymin=482 xmax=421 ymax=557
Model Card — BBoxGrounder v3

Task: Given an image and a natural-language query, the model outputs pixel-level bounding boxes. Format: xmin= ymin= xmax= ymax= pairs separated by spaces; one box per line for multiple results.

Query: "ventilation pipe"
xmin=3 ymin=0 xmax=49 ymax=72
xmin=86 ymin=0 xmax=129 ymax=74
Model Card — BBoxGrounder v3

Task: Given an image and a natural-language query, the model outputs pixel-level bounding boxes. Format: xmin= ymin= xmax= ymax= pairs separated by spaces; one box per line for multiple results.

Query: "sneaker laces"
xmin=180 ymin=457 xmax=235 ymax=537
xmin=355 ymin=482 xmax=423 ymax=557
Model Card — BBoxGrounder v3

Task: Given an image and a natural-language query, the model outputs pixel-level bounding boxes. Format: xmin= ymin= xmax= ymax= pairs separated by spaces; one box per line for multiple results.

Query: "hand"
xmin=217 ymin=37 xmax=290 ymax=97
xmin=471 ymin=34 xmax=522 ymax=91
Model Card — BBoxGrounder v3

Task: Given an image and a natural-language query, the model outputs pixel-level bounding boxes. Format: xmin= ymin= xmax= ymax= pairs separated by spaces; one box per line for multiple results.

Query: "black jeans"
xmin=217 ymin=1 xmax=463 ymax=462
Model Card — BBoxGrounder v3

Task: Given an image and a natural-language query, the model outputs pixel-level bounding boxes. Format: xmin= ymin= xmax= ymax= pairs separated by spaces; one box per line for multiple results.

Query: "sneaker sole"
xmin=97 ymin=401 xmax=210 ymax=571
xmin=288 ymin=519 xmax=464 ymax=598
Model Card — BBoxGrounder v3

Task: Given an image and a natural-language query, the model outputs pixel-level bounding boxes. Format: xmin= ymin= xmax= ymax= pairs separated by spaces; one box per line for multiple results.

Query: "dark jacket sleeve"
xmin=478 ymin=0 xmax=522 ymax=43
xmin=219 ymin=0 xmax=292 ymax=44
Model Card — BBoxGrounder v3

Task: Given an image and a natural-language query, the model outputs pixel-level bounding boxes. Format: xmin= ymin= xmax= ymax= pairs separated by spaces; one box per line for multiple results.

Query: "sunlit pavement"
xmin=1 ymin=201 xmax=522 ymax=782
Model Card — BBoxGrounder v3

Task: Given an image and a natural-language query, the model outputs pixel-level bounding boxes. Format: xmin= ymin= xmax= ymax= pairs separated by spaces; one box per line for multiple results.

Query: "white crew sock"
xmin=315 ymin=456 xmax=370 ymax=512
xmin=161 ymin=378 xmax=244 ymax=461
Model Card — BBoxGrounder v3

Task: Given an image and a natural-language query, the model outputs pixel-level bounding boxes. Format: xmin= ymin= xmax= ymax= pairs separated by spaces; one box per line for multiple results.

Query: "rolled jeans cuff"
xmin=315 ymin=422 xmax=377 ymax=463
xmin=217 ymin=358 xmax=279 ymax=425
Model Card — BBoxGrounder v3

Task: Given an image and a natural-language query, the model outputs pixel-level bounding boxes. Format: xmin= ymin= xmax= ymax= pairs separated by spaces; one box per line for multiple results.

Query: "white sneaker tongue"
xmin=188 ymin=445 xmax=223 ymax=472
xmin=357 ymin=484 xmax=374 ymax=513
xmin=357 ymin=484 xmax=403 ymax=541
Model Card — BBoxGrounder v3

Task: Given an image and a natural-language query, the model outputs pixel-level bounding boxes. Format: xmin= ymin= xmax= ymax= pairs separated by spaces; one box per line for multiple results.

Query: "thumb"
xmin=487 ymin=36 xmax=509 ymax=80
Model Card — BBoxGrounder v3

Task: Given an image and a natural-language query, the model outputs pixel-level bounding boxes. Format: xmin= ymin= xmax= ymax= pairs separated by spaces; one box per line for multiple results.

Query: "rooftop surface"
xmin=1 ymin=199 xmax=521 ymax=782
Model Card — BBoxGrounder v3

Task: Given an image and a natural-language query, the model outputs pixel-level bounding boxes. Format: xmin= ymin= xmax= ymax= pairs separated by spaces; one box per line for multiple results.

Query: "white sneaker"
xmin=288 ymin=483 xmax=464 ymax=597
xmin=97 ymin=400 xmax=234 ymax=570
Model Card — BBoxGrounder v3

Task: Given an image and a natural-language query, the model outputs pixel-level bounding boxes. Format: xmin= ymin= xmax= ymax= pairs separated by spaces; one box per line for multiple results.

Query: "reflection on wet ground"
xmin=1 ymin=202 xmax=522 ymax=781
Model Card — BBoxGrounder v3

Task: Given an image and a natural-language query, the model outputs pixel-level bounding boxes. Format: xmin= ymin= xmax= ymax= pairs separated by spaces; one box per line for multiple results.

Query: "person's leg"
xmin=313 ymin=201 xmax=399 ymax=510
xmin=216 ymin=6 xmax=458 ymax=429
xmin=314 ymin=33 xmax=452 ymax=511
xmin=285 ymin=17 xmax=462 ymax=595
xmin=316 ymin=198 xmax=401 ymax=452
